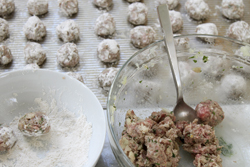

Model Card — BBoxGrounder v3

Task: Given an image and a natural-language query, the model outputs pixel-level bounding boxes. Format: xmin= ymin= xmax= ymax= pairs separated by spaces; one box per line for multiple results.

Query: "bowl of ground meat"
xmin=106 ymin=34 xmax=250 ymax=167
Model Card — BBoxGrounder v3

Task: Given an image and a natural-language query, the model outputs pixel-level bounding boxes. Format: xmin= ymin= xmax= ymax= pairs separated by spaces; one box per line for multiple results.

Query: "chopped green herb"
xmin=222 ymin=69 xmax=225 ymax=71
xmin=139 ymin=80 xmax=142 ymax=83
xmin=240 ymin=66 xmax=243 ymax=68
xmin=41 ymin=117 xmax=44 ymax=122
xmin=123 ymin=98 xmax=125 ymax=100
xmin=217 ymin=148 xmax=221 ymax=151
xmin=155 ymin=150 xmax=158 ymax=152
xmin=219 ymin=137 xmax=233 ymax=157
xmin=153 ymin=129 xmax=156 ymax=133
xmin=205 ymin=140 xmax=209 ymax=144
xmin=134 ymin=153 xmax=138 ymax=157
xmin=0 ymin=124 xmax=2 ymax=126
xmin=189 ymin=56 xmax=195 ymax=59
xmin=119 ymin=122 xmax=121 ymax=126
xmin=193 ymin=60 xmax=197 ymax=63
xmin=203 ymin=56 xmax=208 ymax=63
xmin=212 ymin=111 xmax=215 ymax=115
xmin=155 ymin=163 xmax=160 ymax=166
xmin=172 ymin=153 xmax=176 ymax=157
xmin=113 ymin=105 xmax=116 ymax=109
xmin=170 ymin=111 xmax=173 ymax=114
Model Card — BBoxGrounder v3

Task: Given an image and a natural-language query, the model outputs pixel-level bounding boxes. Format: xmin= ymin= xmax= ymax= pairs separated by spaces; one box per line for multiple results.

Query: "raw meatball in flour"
xmin=196 ymin=23 xmax=218 ymax=42
xmin=0 ymin=0 xmax=15 ymax=17
xmin=185 ymin=0 xmax=210 ymax=20
xmin=56 ymin=20 xmax=80 ymax=43
xmin=95 ymin=13 xmax=116 ymax=37
xmin=0 ymin=126 xmax=17 ymax=152
xmin=97 ymin=39 xmax=120 ymax=63
xmin=130 ymin=26 xmax=156 ymax=49
xmin=221 ymin=0 xmax=244 ymax=20
xmin=23 ymin=16 xmax=46 ymax=41
xmin=227 ymin=21 xmax=250 ymax=43
xmin=98 ymin=67 xmax=119 ymax=91
xmin=154 ymin=0 xmax=179 ymax=10
xmin=93 ymin=0 xmax=112 ymax=8
xmin=67 ymin=72 xmax=84 ymax=83
xmin=58 ymin=0 xmax=78 ymax=17
xmin=0 ymin=45 xmax=12 ymax=65
xmin=0 ymin=18 xmax=9 ymax=42
xmin=57 ymin=43 xmax=79 ymax=68
xmin=27 ymin=0 xmax=48 ymax=16
xmin=18 ymin=111 xmax=51 ymax=137
xmin=24 ymin=42 xmax=46 ymax=65
xmin=128 ymin=2 xmax=148 ymax=25
xmin=169 ymin=10 xmax=183 ymax=33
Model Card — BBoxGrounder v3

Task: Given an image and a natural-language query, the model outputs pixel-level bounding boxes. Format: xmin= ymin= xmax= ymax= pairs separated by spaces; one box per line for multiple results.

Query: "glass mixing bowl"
xmin=107 ymin=34 xmax=250 ymax=167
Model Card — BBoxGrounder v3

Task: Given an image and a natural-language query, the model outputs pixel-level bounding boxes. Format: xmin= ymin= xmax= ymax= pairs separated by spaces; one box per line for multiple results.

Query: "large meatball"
xmin=221 ymin=0 xmax=244 ymax=20
xmin=98 ymin=67 xmax=119 ymax=91
xmin=0 ymin=126 xmax=17 ymax=152
xmin=196 ymin=23 xmax=218 ymax=43
xmin=226 ymin=21 xmax=250 ymax=44
xmin=97 ymin=39 xmax=120 ymax=63
xmin=24 ymin=42 xmax=46 ymax=65
xmin=195 ymin=99 xmax=224 ymax=127
xmin=18 ymin=111 xmax=50 ymax=137
xmin=128 ymin=2 xmax=148 ymax=26
xmin=27 ymin=0 xmax=48 ymax=16
xmin=155 ymin=0 xmax=179 ymax=10
xmin=185 ymin=0 xmax=210 ymax=20
xmin=57 ymin=43 xmax=79 ymax=68
xmin=56 ymin=20 xmax=80 ymax=43
xmin=95 ymin=13 xmax=116 ymax=37
xmin=169 ymin=10 xmax=183 ymax=33
xmin=0 ymin=45 xmax=12 ymax=65
xmin=130 ymin=26 xmax=156 ymax=49
xmin=23 ymin=16 xmax=46 ymax=41
xmin=0 ymin=18 xmax=9 ymax=42
xmin=58 ymin=0 xmax=78 ymax=17
xmin=93 ymin=0 xmax=112 ymax=9
xmin=0 ymin=0 xmax=15 ymax=17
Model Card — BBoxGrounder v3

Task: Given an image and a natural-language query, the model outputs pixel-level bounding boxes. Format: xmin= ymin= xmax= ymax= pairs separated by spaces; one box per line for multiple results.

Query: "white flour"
xmin=0 ymin=98 xmax=92 ymax=167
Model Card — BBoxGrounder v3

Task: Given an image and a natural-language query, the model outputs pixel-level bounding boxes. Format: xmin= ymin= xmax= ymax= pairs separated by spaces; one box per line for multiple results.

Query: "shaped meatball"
xmin=130 ymin=26 xmax=156 ymax=49
xmin=155 ymin=0 xmax=179 ymax=10
xmin=227 ymin=21 xmax=250 ymax=43
xmin=24 ymin=42 xmax=46 ymax=65
xmin=169 ymin=10 xmax=183 ymax=33
xmin=0 ymin=45 xmax=12 ymax=65
xmin=24 ymin=63 xmax=40 ymax=69
xmin=27 ymin=0 xmax=48 ymax=16
xmin=23 ymin=16 xmax=46 ymax=41
xmin=58 ymin=0 xmax=78 ymax=17
xmin=0 ymin=0 xmax=15 ymax=17
xmin=56 ymin=20 xmax=80 ymax=43
xmin=185 ymin=0 xmax=210 ymax=20
xmin=128 ymin=2 xmax=148 ymax=25
xmin=93 ymin=0 xmax=112 ymax=9
xmin=57 ymin=43 xmax=79 ymax=67
xmin=67 ymin=72 xmax=84 ymax=83
xmin=97 ymin=39 xmax=120 ymax=63
xmin=98 ymin=67 xmax=119 ymax=91
xmin=0 ymin=126 xmax=17 ymax=152
xmin=0 ymin=18 xmax=9 ymax=42
xmin=18 ymin=111 xmax=50 ymax=137
xmin=221 ymin=0 xmax=244 ymax=20
xmin=196 ymin=23 xmax=218 ymax=42
xmin=95 ymin=13 xmax=116 ymax=37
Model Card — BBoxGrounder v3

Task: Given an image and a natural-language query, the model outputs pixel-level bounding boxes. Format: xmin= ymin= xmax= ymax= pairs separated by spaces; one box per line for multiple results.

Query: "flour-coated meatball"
xmin=23 ymin=16 xmax=46 ymax=41
xmin=0 ymin=18 xmax=8 ymax=42
xmin=221 ymin=0 xmax=244 ymax=20
xmin=169 ymin=10 xmax=183 ymax=33
xmin=27 ymin=0 xmax=48 ymax=16
xmin=67 ymin=72 xmax=84 ymax=83
xmin=155 ymin=0 xmax=179 ymax=10
xmin=18 ymin=111 xmax=50 ymax=137
xmin=56 ymin=20 xmax=80 ymax=43
xmin=196 ymin=23 xmax=218 ymax=42
xmin=24 ymin=42 xmax=46 ymax=65
xmin=95 ymin=13 xmax=116 ymax=37
xmin=58 ymin=0 xmax=78 ymax=17
xmin=97 ymin=39 xmax=120 ymax=63
xmin=0 ymin=0 xmax=15 ymax=17
xmin=24 ymin=63 xmax=40 ymax=69
xmin=93 ymin=0 xmax=112 ymax=8
xmin=227 ymin=21 xmax=250 ymax=43
xmin=130 ymin=26 xmax=156 ymax=49
xmin=185 ymin=0 xmax=210 ymax=20
xmin=98 ymin=67 xmax=119 ymax=91
xmin=57 ymin=43 xmax=79 ymax=68
xmin=0 ymin=126 xmax=17 ymax=152
xmin=0 ymin=45 xmax=12 ymax=65
xmin=128 ymin=2 xmax=148 ymax=25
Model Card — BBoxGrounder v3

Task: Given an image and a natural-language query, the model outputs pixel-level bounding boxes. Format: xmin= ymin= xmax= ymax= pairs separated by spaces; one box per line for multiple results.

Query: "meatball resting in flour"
xmin=0 ymin=45 xmax=13 ymax=65
xmin=221 ymin=0 xmax=244 ymax=20
xmin=196 ymin=23 xmax=218 ymax=42
xmin=97 ymin=39 xmax=120 ymax=63
xmin=169 ymin=10 xmax=183 ymax=33
xmin=95 ymin=13 xmax=116 ymax=37
xmin=18 ymin=111 xmax=51 ymax=137
xmin=56 ymin=20 xmax=80 ymax=43
xmin=57 ymin=43 xmax=79 ymax=68
xmin=227 ymin=21 xmax=250 ymax=44
xmin=27 ymin=0 xmax=48 ymax=16
xmin=58 ymin=0 xmax=78 ymax=17
xmin=128 ymin=2 xmax=148 ymax=26
xmin=23 ymin=16 xmax=46 ymax=41
xmin=0 ymin=0 xmax=15 ymax=17
xmin=0 ymin=126 xmax=17 ymax=152
xmin=0 ymin=18 xmax=9 ymax=42
xmin=93 ymin=0 xmax=112 ymax=9
xmin=24 ymin=42 xmax=46 ymax=66
xmin=185 ymin=0 xmax=210 ymax=20
xmin=98 ymin=67 xmax=119 ymax=91
xmin=154 ymin=0 xmax=179 ymax=10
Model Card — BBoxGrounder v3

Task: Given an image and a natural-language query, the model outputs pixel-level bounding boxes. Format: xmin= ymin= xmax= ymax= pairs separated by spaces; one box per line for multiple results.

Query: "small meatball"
xmin=67 ymin=72 xmax=84 ymax=83
xmin=58 ymin=0 xmax=78 ymax=17
xmin=97 ymin=39 xmax=120 ymax=63
xmin=196 ymin=23 xmax=218 ymax=43
xmin=154 ymin=0 xmax=179 ymax=10
xmin=0 ymin=126 xmax=17 ymax=152
xmin=56 ymin=20 xmax=80 ymax=43
xmin=0 ymin=0 xmax=15 ymax=17
xmin=98 ymin=67 xmax=119 ymax=91
xmin=23 ymin=16 xmax=46 ymax=41
xmin=0 ymin=45 xmax=12 ymax=65
xmin=193 ymin=154 xmax=222 ymax=167
xmin=195 ymin=100 xmax=224 ymax=127
xmin=128 ymin=2 xmax=148 ymax=25
xmin=24 ymin=63 xmax=40 ymax=69
xmin=95 ymin=13 xmax=116 ymax=37
xmin=24 ymin=42 xmax=46 ymax=65
xmin=126 ymin=0 xmax=141 ymax=2
xmin=57 ymin=43 xmax=79 ymax=68
xmin=0 ymin=18 xmax=9 ymax=42
xmin=93 ymin=0 xmax=112 ymax=8
xmin=27 ymin=0 xmax=48 ymax=16
xmin=18 ymin=111 xmax=51 ymax=137
xmin=185 ymin=0 xmax=210 ymax=20
xmin=169 ymin=10 xmax=183 ymax=33
xmin=130 ymin=26 xmax=156 ymax=49
xmin=221 ymin=0 xmax=244 ymax=20
xmin=226 ymin=21 xmax=250 ymax=43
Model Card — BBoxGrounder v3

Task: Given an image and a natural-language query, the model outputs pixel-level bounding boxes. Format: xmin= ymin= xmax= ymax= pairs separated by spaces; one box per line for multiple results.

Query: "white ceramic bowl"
xmin=0 ymin=69 xmax=106 ymax=167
